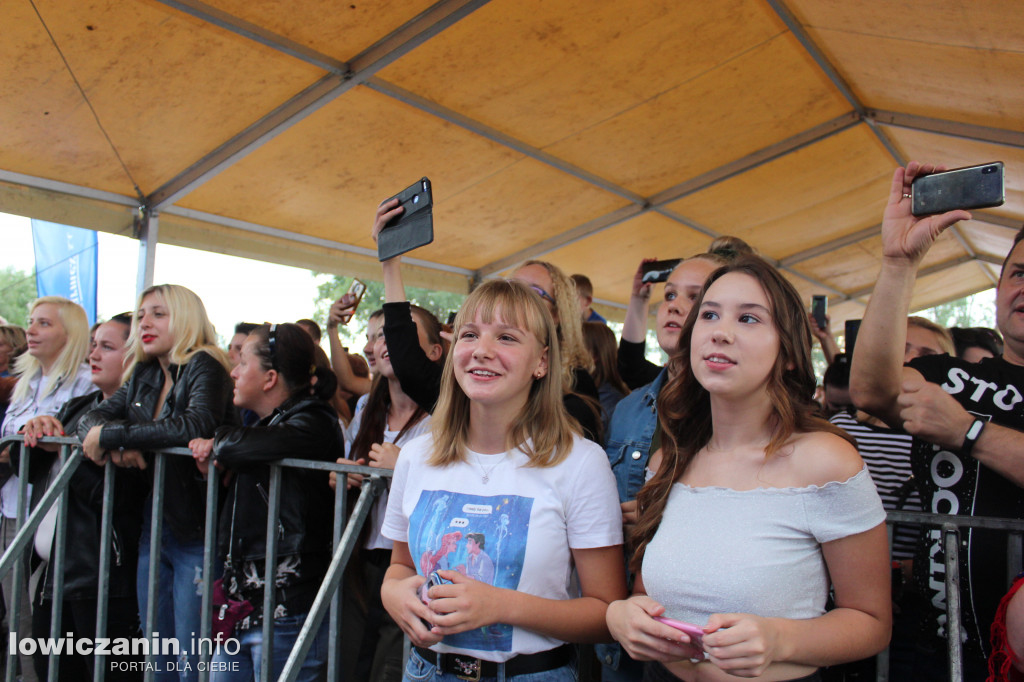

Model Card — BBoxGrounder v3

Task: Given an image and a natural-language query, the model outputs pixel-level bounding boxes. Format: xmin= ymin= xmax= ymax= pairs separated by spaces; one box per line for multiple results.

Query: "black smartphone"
xmin=640 ymin=258 xmax=682 ymax=284
xmin=845 ymin=319 xmax=862 ymax=357
xmin=446 ymin=311 xmax=456 ymax=326
xmin=911 ymin=162 xmax=1004 ymax=217
xmin=378 ymin=177 xmax=433 ymax=261
xmin=811 ymin=295 xmax=828 ymax=330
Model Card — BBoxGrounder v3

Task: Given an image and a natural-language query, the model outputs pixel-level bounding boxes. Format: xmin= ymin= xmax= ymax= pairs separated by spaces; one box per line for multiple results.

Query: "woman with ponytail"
xmin=190 ymin=323 xmax=345 ymax=681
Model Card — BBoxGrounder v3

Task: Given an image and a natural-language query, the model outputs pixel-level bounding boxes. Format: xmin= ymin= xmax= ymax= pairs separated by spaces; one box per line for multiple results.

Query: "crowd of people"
xmin=0 ymin=160 xmax=1020 ymax=682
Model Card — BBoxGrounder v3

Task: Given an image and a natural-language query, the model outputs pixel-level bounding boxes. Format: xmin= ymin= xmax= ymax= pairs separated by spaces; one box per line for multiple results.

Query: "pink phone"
xmin=654 ymin=616 xmax=705 ymax=646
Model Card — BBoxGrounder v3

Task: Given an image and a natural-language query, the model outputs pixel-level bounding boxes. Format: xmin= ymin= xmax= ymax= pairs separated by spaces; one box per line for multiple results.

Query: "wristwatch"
xmin=960 ymin=418 xmax=986 ymax=457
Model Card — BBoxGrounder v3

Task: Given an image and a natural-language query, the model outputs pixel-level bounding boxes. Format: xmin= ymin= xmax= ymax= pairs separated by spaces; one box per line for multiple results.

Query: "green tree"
xmin=313 ymin=275 xmax=467 ymax=349
xmin=915 ymin=290 xmax=995 ymax=329
xmin=0 ymin=266 xmax=36 ymax=327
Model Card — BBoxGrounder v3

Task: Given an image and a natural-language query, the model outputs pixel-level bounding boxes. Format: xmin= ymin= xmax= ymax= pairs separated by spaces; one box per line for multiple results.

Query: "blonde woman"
xmin=78 ymin=284 xmax=236 ymax=682
xmin=0 ymin=297 xmax=91 ymax=682
xmin=381 ymin=279 xmax=625 ymax=681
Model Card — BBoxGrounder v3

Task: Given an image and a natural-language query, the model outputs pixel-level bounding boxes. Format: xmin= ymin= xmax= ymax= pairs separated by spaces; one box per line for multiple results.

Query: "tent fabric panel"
xmin=177 ymin=85 xmax=525 ymax=256
xmin=423 ymin=159 xmax=630 ymax=268
xmin=198 ymin=0 xmax=441 ymax=62
xmin=531 ymin=212 xmax=715 ymax=305
xmin=788 ymin=0 xmax=1024 ymax=54
xmin=957 ymin=220 xmax=1019 ymax=265
xmin=376 ymin=0 xmax=786 ymax=150
xmin=178 ymin=88 xmax=630 ymax=270
xmin=1 ymin=0 xmax=327 ymax=195
xmin=662 ymin=124 xmax=894 ymax=260
xmin=801 ymin=28 xmax=1024 ymax=132
xmin=542 ymin=33 xmax=853 ymax=197
xmin=795 ymin=230 xmax=965 ymax=294
xmin=0 ymin=0 xmax=140 ymax=196
xmin=908 ymin=260 xmax=996 ymax=315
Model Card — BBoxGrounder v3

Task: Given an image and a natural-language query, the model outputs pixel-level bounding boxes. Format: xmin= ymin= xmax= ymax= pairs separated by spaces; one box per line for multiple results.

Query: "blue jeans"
xmin=137 ymin=521 xmax=208 ymax=682
xmin=404 ymin=648 xmax=577 ymax=682
xmin=209 ymin=613 xmax=329 ymax=682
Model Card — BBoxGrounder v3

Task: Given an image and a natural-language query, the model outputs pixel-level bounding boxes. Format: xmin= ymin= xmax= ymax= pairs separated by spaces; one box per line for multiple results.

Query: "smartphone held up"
xmin=911 ymin=162 xmax=1004 ymax=217
xmin=378 ymin=177 xmax=434 ymax=261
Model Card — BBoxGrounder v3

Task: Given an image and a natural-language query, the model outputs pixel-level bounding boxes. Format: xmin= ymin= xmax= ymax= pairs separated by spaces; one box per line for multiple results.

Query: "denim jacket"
xmin=598 ymin=367 xmax=666 ymax=673
xmin=604 ymin=367 xmax=666 ymax=504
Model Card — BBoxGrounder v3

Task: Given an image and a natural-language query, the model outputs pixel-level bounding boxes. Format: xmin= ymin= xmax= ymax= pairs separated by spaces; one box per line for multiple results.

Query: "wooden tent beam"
xmin=147 ymin=0 xmax=494 ymax=210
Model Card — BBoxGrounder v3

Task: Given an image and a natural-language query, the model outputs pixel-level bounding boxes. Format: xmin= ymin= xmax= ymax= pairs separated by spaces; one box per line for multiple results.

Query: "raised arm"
xmin=372 ymin=197 xmax=407 ymax=304
xmin=621 ymin=259 xmax=655 ymax=344
xmin=850 ymin=162 xmax=970 ymax=423
xmin=326 ymin=298 xmax=371 ymax=397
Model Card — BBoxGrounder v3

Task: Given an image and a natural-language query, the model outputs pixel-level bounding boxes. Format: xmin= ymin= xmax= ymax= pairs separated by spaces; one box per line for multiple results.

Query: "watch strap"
xmin=961 ymin=418 xmax=986 ymax=457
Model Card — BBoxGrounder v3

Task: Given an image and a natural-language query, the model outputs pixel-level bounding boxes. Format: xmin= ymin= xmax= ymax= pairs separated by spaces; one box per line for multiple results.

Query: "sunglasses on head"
xmin=528 ymin=284 xmax=555 ymax=304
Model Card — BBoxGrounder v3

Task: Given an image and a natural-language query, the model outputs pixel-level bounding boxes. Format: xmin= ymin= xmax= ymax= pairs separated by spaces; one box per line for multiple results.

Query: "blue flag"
xmin=30 ymin=220 xmax=98 ymax=325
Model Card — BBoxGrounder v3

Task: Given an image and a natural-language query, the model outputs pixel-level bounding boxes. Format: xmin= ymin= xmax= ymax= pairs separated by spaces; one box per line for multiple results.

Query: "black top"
xmin=907 ymin=353 xmax=1024 ymax=666
xmin=617 ymin=339 xmax=662 ymax=390
xmin=12 ymin=391 xmax=147 ymax=600
xmin=78 ymin=351 xmax=237 ymax=543
xmin=213 ymin=395 xmax=345 ymax=627
xmin=383 ymin=302 xmax=443 ymax=413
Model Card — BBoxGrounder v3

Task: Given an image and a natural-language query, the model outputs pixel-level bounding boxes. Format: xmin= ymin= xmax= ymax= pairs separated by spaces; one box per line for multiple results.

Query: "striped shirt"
xmin=830 ymin=411 xmax=922 ymax=560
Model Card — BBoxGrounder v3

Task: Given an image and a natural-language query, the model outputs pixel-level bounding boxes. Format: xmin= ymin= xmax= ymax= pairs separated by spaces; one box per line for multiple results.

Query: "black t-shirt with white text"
xmin=908 ymin=354 xmax=1024 ymax=665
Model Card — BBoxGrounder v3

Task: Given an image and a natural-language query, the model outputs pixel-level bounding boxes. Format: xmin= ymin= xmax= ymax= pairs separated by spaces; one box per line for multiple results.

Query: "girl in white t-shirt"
xmin=606 ymin=256 xmax=891 ymax=682
xmin=381 ymin=279 xmax=626 ymax=681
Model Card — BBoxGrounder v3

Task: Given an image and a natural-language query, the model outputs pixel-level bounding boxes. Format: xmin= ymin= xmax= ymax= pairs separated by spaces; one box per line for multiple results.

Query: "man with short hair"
xmin=850 ymin=161 xmax=1024 ymax=679
xmin=228 ymin=322 xmax=259 ymax=367
xmin=570 ymin=273 xmax=607 ymax=324
xmin=295 ymin=318 xmax=322 ymax=343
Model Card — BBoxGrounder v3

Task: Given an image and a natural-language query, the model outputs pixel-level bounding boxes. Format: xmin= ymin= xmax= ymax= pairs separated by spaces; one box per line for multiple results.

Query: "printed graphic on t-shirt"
xmin=409 ymin=490 xmax=534 ymax=653
xmin=908 ymin=355 xmax=1024 ymax=663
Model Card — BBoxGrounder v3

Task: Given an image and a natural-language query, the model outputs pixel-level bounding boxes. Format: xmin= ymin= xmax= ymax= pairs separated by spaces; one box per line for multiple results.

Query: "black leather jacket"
xmin=77 ymin=351 xmax=237 ymax=543
xmin=12 ymin=392 xmax=148 ymax=600
xmin=213 ymin=396 xmax=344 ymax=564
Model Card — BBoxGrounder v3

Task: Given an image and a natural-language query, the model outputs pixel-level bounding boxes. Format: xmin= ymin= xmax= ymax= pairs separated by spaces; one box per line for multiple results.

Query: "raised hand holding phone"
xmin=882 ymin=162 xmax=972 ymax=266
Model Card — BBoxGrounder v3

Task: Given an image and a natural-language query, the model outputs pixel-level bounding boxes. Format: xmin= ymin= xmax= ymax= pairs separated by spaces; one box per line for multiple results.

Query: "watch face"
xmin=967 ymin=420 xmax=984 ymax=440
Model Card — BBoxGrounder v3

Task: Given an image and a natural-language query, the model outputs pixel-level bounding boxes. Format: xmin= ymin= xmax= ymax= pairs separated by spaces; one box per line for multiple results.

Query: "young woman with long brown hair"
xmin=606 ymin=256 xmax=890 ymax=682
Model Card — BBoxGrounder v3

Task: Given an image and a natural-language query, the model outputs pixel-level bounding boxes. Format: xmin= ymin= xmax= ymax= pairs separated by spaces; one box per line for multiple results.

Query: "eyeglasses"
xmin=268 ymin=324 xmax=278 ymax=369
xmin=528 ymin=284 xmax=555 ymax=305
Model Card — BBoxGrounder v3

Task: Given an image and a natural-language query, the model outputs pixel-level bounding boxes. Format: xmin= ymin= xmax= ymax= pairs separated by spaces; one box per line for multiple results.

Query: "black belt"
xmin=414 ymin=644 xmax=572 ymax=680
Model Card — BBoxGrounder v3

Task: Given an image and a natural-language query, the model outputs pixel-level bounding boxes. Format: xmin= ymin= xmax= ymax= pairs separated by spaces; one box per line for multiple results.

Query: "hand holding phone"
xmin=336 ymin=279 xmax=366 ymax=325
xmin=641 ymin=259 xmax=683 ymax=285
xmin=376 ymin=178 xmax=434 ymax=261
xmin=419 ymin=570 xmax=453 ymax=605
xmin=654 ymin=616 xmax=705 ymax=648
xmin=811 ymin=295 xmax=828 ymax=331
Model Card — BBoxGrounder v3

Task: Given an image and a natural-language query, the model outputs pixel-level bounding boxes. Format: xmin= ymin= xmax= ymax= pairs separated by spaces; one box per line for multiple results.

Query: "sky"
xmin=0 ymin=211 xmax=336 ymax=345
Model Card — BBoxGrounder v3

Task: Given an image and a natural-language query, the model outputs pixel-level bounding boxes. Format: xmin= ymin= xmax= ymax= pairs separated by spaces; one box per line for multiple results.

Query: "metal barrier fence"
xmin=0 ymin=435 xmax=387 ymax=682
xmin=1 ymin=434 xmax=1023 ymax=682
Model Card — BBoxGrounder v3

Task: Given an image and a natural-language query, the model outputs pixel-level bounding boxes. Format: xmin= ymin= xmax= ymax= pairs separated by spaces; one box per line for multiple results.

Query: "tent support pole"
xmin=136 ymin=207 xmax=159 ymax=296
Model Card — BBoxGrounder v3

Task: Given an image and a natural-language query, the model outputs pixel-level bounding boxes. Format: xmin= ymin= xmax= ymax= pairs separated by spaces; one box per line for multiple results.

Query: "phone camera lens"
xmin=413 ymin=195 xmax=420 ymax=204
xmin=983 ymin=166 xmax=996 ymax=174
